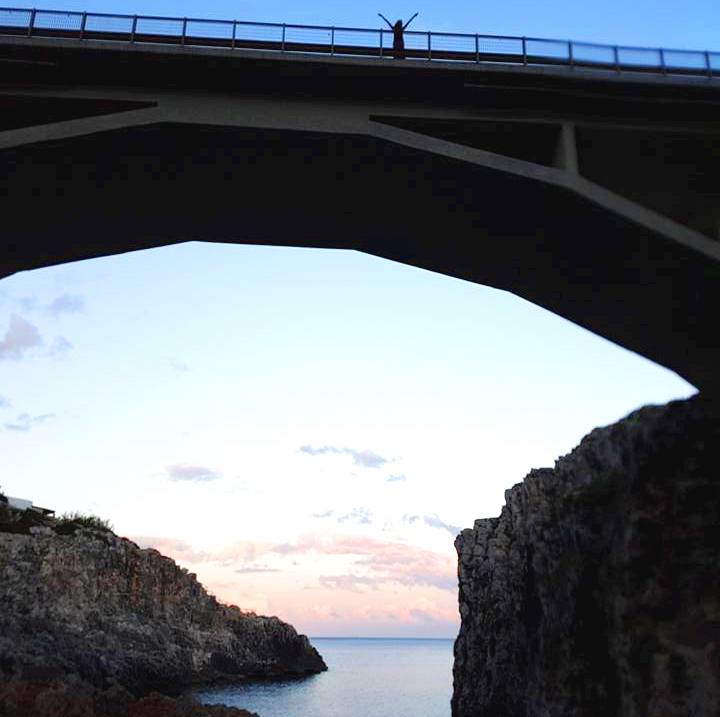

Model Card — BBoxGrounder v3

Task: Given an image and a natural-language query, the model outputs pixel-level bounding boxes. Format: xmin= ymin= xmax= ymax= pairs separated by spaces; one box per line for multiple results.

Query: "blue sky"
xmin=0 ymin=243 xmax=695 ymax=637
xmin=28 ymin=0 xmax=720 ymax=51
xmin=0 ymin=0 xmax=706 ymax=637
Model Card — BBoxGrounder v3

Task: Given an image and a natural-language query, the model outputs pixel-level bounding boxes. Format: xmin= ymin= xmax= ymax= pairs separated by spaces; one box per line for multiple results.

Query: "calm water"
xmin=196 ymin=638 xmax=454 ymax=717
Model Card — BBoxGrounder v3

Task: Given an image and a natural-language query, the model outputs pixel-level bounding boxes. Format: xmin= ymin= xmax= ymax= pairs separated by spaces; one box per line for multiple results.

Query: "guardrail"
xmin=0 ymin=6 xmax=718 ymax=79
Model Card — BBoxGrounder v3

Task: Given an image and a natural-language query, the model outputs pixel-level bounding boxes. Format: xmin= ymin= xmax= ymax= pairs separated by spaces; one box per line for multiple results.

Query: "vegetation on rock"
xmin=57 ymin=511 xmax=114 ymax=533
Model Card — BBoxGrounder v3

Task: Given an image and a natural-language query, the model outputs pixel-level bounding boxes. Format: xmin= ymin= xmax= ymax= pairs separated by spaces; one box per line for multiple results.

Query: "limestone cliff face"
xmin=453 ymin=396 xmax=720 ymax=717
xmin=0 ymin=511 xmax=326 ymax=701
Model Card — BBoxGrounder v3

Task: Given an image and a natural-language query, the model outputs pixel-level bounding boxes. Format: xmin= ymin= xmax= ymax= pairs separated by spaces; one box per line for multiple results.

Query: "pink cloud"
xmin=133 ymin=533 xmax=457 ymax=595
xmin=348 ymin=598 xmax=458 ymax=626
xmin=131 ymin=537 xmax=276 ymax=566
xmin=285 ymin=598 xmax=459 ymax=637
xmin=0 ymin=315 xmax=42 ymax=359
xmin=318 ymin=574 xmax=384 ymax=592
xmin=132 ymin=536 xmax=208 ymax=562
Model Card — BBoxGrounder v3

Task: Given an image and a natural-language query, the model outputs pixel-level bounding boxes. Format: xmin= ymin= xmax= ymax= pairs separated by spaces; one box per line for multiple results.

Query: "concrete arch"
xmin=1 ymin=37 xmax=719 ymax=392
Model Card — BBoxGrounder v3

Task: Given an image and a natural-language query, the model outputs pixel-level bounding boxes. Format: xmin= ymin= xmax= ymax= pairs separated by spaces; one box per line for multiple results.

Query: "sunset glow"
xmin=1 ymin=242 xmax=694 ymax=636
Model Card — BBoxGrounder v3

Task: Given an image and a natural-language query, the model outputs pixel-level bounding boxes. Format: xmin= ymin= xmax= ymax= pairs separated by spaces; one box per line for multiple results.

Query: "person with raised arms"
xmin=378 ymin=12 xmax=418 ymax=59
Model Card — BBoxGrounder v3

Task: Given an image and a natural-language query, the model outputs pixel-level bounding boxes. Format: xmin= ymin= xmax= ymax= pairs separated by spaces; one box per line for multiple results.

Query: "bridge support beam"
xmin=553 ymin=122 xmax=579 ymax=175
xmin=0 ymin=105 xmax=164 ymax=151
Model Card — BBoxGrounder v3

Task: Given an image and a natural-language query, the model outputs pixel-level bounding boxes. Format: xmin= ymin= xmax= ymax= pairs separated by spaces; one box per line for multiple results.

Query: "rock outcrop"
xmin=453 ymin=395 xmax=720 ymax=717
xmin=0 ymin=509 xmax=326 ymax=716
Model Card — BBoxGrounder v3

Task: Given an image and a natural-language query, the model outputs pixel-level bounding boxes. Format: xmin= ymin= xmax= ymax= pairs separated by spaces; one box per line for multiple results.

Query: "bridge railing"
xmin=0 ymin=6 xmax=718 ymax=79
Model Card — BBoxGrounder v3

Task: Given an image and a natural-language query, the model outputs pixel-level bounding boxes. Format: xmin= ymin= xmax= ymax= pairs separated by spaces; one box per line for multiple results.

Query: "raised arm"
xmin=378 ymin=13 xmax=393 ymax=29
xmin=403 ymin=12 xmax=418 ymax=29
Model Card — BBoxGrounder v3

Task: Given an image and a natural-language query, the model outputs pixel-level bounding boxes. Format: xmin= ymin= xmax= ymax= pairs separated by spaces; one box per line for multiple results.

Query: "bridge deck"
xmin=0 ymin=6 xmax=719 ymax=82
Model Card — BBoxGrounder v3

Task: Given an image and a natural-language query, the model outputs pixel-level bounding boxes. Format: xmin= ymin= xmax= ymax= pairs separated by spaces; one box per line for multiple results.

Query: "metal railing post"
xmin=79 ymin=12 xmax=87 ymax=39
xmin=331 ymin=26 xmax=335 ymax=54
xmin=613 ymin=45 xmax=620 ymax=72
xmin=475 ymin=34 xmax=479 ymax=62
xmin=522 ymin=36 xmax=527 ymax=65
xmin=379 ymin=28 xmax=383 ymax=57
xmin=428 ymin=31 xmax=432 ymax=60
xmin=705 ymin=51 xmax=712 ymax=78
xmin=568 ymin=40 xmax=573 ymax=68
xmin=181 ymin=17 xmax=187 ymax=45
xmin=659 ymin=48 xmax=666 ymax=74
xmin=281 ymin=23 xmax=286 ymax=51
xmin=27 ymin=7 xmax=36 ymax=37
xmin=231 ymin=20 xmax=236 ymax=49
xmin=130 ymin=15 xmax=137 ymax=42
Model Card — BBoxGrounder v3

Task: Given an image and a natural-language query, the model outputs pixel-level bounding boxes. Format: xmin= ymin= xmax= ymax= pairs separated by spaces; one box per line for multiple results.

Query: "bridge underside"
xmin=1 ymin=39 xmax=719 ymax=392
xmin=2 ymin=119 xmax=720 ymax=393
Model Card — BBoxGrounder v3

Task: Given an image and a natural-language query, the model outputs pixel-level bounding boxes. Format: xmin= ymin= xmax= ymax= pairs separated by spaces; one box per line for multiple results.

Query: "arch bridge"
xmin=1 ymin=7 xmax=719 ymax=391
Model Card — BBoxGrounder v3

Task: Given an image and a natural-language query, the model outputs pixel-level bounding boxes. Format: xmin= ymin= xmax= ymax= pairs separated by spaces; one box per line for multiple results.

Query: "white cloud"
xmin=0 ymin=315 xmax=72 ymax=360
xmin=234 ymin=565 xmax=281 ymax=574
xmin=402 ymin=513 xmax=462 ymax=536
xmin=299 ymin=445 xmax=391 ymax=469
xmin=337 ymin=507 xmax=373 ymax=525
xmin=4 ymin=412 xmax=55 ymax=432
xmin=18 ymin=297 xmax=37 ymax=312
xmin=168 ymin=358 xmax=190 ymax=372
xmin=47 ymin=336 xmax=73 ymax=357
xmin=46 ymin=294 xmax=84 ymax=317
xmin=166 ymin=464 xmax=221 ymax=482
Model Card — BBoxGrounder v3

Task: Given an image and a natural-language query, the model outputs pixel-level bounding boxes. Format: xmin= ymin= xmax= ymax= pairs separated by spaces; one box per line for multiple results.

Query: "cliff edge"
xmin=0 ymin=508 xmax=326 ymax=715
xmin=453 ymin=395 xmax=720 ymax=717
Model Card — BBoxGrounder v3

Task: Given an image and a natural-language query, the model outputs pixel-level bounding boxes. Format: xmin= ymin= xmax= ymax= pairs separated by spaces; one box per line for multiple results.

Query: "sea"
xmin=195 ymin=637 xmax=455 ymax=717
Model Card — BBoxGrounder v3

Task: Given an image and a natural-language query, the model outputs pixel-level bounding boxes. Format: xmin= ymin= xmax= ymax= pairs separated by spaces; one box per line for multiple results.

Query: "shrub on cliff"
xmin=57 ymin=512 xmax=113 ymax=533
xmin=0 ymin=505 xmax=47 ymax=535
xmin=0 ymin=487 xmax=7 ymax=504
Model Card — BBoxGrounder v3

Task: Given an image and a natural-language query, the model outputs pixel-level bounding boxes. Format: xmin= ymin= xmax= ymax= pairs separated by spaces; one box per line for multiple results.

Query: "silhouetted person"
xmin=378 ymin=12 xmax=418 ymax=59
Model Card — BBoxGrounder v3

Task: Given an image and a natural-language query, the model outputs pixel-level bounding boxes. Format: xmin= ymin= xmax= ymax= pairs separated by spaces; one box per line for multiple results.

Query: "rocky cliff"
xmin=453 ymin=395 xmax=720 ymax=717
xmin=0 ymin=509 xmax=326 ymax=716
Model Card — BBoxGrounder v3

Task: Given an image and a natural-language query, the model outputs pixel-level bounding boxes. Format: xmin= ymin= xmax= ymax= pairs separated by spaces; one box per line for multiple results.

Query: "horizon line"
xmin=309 ymin=636 xmax=456 ymax=640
